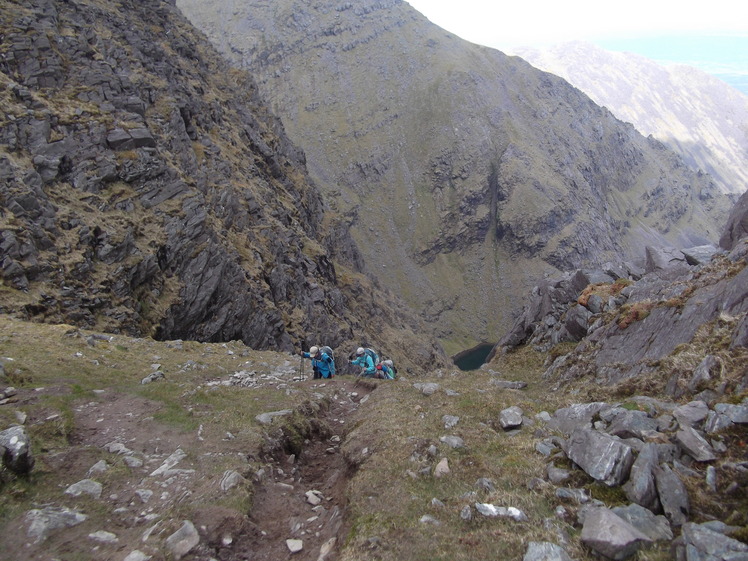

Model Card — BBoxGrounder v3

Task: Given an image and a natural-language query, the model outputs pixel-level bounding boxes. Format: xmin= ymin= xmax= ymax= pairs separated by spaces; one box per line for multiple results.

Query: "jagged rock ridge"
xmin=0 ymin=0 xmax=444 ymax=368
xmin=495 ymin=189 xmax=748 ymax=394
xmin=511 ymin=41 xmax=748 ymax=197
xmin=176 ymin=0 xmax=731 ymax=352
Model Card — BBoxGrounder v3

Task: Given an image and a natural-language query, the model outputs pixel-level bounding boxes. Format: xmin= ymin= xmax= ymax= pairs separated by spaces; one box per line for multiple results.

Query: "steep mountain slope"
xmin=0 ymin=0 xmax=444 ymax=369
xmin=176 ymin=0 xmax=731 ymax=353
xmin=512 ymin=41 xmax=748 ymax=197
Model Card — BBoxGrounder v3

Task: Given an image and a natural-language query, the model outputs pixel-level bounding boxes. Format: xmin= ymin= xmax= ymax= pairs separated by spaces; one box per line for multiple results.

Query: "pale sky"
xmin=405 ymin=0 xmax=748 ymax=50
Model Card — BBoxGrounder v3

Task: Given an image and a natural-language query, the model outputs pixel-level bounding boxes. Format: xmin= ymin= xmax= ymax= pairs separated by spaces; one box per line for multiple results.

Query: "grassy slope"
xmin=1 ymin=306 xmax=746 ymax=560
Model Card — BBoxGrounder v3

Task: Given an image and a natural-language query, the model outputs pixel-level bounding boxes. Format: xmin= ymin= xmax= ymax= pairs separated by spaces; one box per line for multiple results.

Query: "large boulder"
xmin=565 ymin=428 xmax=635 ymax=486
xmin=622 ymin=443 xmax=660 ymax=512
xmin=654 ymin=464 xmax=690 ymax=526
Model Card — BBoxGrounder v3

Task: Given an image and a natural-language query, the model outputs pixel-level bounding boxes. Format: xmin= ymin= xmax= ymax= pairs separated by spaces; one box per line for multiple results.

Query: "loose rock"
xmin=286 ymin=538 xmax=303 ymax=553
xmin=565 ymin=428 xmax=634 ymax=486
xmin=500 ymin=406 xmax=524 ymax=430
xmin=26 ymin=507 xmax=87 ymax=543
xmin=165 ymin=520 xmax=200 ymax=560
xmin=523 ymin=541 xmax=574 ymax=561
xmin=581 ymin=507 xmax=652 ymax=560
xmin=0 ymin=425 xmax=35 ymax=474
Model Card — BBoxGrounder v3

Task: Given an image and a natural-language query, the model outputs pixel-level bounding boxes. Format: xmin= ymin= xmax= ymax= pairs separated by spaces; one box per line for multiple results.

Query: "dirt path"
xmin=231 ymin=378 xmax=373 ymax=561
xmin=0 ymin=330 xmax=376 ymax=561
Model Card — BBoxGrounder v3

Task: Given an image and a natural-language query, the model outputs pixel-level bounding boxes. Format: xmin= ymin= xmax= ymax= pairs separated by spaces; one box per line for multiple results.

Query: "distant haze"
xmin=595 ymin=35 xmax=748 ymax=96
xmin=405 ymin=1 xmax=748 ymax=95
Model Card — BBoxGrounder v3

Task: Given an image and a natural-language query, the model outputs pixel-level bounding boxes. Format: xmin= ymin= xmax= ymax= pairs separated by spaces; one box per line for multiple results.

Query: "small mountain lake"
xmin=453 ymin=343 xmax=495 ymax=371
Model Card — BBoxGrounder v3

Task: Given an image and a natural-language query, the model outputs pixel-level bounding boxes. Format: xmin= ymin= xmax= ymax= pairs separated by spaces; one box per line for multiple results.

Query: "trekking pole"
xmin=300 ymin=351 xmax=305 ymax=382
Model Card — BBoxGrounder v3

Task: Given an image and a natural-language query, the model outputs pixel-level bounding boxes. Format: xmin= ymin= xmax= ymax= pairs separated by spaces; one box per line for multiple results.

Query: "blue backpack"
xmin=363 ymin=348 xmax=379 ymax=367
xmin=320 ymin=345 xmax=335 ymax=375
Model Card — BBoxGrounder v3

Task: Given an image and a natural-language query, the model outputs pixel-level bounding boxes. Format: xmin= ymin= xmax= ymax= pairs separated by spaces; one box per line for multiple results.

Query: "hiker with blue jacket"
xmin=350 ymin=347 xmax=377 ymax=378
xmin=300 ymin=346 xmax=334 ymax=379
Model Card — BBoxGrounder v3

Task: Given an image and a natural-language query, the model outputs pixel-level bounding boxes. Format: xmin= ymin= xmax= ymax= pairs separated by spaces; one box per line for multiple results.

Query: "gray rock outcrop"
xmin=676 ymin=522 xmax=748 ymax=561
xmin=0 ymin=0 xmax=445 ymax=372
xmin=720 ymin=189 xmax=748 ymax=250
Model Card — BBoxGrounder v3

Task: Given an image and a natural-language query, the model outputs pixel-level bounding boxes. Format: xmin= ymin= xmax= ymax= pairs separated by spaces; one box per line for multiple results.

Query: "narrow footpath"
xmin=237 ymin=378 xmax=375 ymax=561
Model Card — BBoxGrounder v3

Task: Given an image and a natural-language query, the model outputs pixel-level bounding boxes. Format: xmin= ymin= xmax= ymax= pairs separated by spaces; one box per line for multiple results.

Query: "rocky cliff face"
xmin=176 ymin=0 xmax=732 ymax=352
xmin=0 ymin=0 xmax=444 ymax=368
xmin=512 ymin=41 xmax=748 ymax=197
xmin=494 ymin=193 xmax=748 ymax=395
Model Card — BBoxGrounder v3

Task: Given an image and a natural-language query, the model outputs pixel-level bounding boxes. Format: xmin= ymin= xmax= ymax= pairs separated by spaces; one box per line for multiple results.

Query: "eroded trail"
xmin=236 ymin=378 xmax=374 ymax=561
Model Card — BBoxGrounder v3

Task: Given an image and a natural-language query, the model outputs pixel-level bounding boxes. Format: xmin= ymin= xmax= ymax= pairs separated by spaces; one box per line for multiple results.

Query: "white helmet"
xmin=356 ymin=347 xmax=365 ymax=356
xmin=309 ymin=346 xmax=319 ymax=355
xmin=384 ymin=360 xmax=393 ymax=367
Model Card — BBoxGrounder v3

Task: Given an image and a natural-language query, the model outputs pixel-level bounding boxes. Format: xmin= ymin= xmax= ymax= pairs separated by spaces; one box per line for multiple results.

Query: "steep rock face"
xmin=512 ymin=41 xmax=748 ymax=197
xmin=495 ymin=218 xmax=748 ymax=393
xmin=0 ymin=0 xmax=444 ymax=368
xmin=177 ymin=0 xmax=731 ymax=351
xmin=720 ymin=189 xmax=748 ymax=250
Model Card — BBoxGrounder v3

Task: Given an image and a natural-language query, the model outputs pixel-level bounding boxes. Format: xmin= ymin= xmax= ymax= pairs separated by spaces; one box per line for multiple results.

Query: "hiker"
xmin=383 ymin=359 xmax=397 ymax=378
xmin=378 ymin=359 xmax=397 ymax=379
xmin=299 ymin=346 xmax=335 ymax=379
xmin=349 ymin=347 xmax=377 ymax=378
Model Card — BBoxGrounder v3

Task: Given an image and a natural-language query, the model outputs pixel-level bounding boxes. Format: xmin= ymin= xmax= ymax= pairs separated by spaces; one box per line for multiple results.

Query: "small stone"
xmin=286 ymin=538 xmax=303 ymax=553
xmin=523 ymin=541 xmax=574 ymax=561
xmin=318 ymin=537 xmax=336 ymax=561
xmin=416 ymin=514 xmax=439 ymax=527
xmin=124 ymin=455 xmax=143 ymax=468
xmin=414 ymin=382 xmax=440 ymax=396
xmin=499 ymin=406 xmax=524 ymax=430
xmin=87 ymin=460 xmax=108 ymax=476
xmin=706 ymin=465 xmax=718 ymax=492
xmin=123 ymin=551 xmax=150 ymax=561
xmin=88 ymin=530 xmax=118 ymax=543
xmin=255 ymin=409 xmax=293 ymax=425
xmin=0 ymin=425 xmax=34 ymax=474
xmin=475 ymin=478 xmax=496 ymax=492
xmin=220 ymin=470 xmax=245 ymax=492
xmin=165 ymin=520 xmax=200 ymax=560
xmin=65 ymin=479 xmax=103 ymax=499
xmin=474 ymin=503 xmax=528 ymax=521
xmin=306 ymin=490 xmax=324 ymax=505
xmin=547 ymin=465 xmax=571 ymax=484
xmin=439 ymin=435 xmax=465 ymax=449
xmin=433 ymin=457 xmax=450 ymax=478
xmin=555 ymin=488 xmax=590 ymax=504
